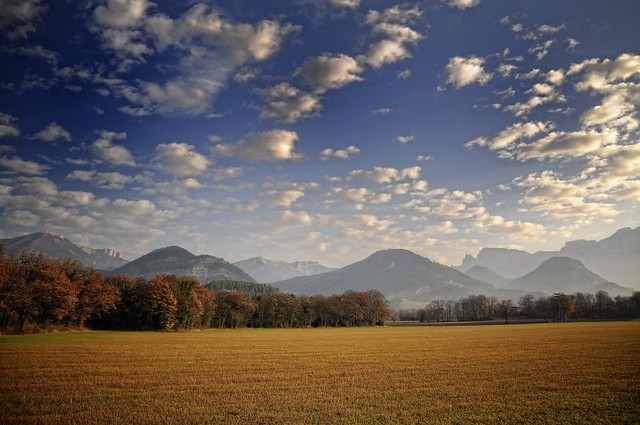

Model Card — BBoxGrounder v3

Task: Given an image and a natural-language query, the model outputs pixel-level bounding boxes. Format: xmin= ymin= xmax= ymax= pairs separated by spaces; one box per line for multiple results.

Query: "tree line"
xmin=0 ymin=250 xmax=391 ymax=333
xmin=399 ymin=291 xmax=640 ymax=323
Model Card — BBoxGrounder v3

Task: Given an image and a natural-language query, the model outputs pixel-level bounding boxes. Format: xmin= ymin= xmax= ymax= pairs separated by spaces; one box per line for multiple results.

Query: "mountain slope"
xmin=504 ymin=257 xmax=632 ymax=296
xmin=111 ymin=246 xmax=256 ymax=283
xmin=272 ymin=249 xmax=496 ymax=308
xmin=464 ymin=265 xmax=509 ymax=287
xmin=462 ymin=226 xmax=640 ymax=288
xmin=234 ymin=256 xmax=337 ymax=283
xmin=0 ymin=230 xmax=128 ymax=270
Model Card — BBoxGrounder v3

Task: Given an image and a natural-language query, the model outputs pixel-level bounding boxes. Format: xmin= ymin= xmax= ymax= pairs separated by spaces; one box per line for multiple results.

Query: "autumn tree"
xmin=166 ymin=275 xmax=205 ymax=329
xmin=68 ymin=266 xmax=120 ymax=327
xmin=550 ymin=293 xmax=574 ymax=322
xmin=214 ymin=290 xmax=256 ymax=328
xmin=18 ymin=253 xmax=77 ymax=330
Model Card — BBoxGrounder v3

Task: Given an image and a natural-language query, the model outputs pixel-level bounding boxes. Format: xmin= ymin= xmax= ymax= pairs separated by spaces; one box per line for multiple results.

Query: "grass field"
xmin=1 ymin=322 xmax=639 ymax=424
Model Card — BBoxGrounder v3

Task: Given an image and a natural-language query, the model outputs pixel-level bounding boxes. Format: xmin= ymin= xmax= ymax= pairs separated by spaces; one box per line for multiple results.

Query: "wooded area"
xmin=400 ymin=292 xmax=640 ymax=323
xmin=0 ymin=249 xmax=391 ymax=333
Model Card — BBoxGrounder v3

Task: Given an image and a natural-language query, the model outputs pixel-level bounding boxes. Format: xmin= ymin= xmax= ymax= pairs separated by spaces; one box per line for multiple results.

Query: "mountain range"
xmin=109 ymin=246 xmax=255 ymax=283
xmin=233 ymin=257 xmax=336 ymax=283
xmin=502 ymin=257 xmax=631 ymax=297
xmin=272 ymin=249 xmax=515 ymax=309
xmin=459 ymin=227 xmax=640 ymax=289
xmin=0 ymin=230 xmax=128 ymax=270
xmin=1 ymin=228 xmax=636 ymax=306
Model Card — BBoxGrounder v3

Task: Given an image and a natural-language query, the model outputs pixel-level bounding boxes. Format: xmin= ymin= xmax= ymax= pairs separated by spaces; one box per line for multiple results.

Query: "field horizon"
xmin=2 ymin=322 xmax=639 ymax=424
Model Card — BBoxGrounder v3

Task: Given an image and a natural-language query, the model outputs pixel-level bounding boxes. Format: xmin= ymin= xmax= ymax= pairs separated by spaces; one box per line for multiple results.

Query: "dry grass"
xmin=1 ymin=322 xmax=639 ymax=424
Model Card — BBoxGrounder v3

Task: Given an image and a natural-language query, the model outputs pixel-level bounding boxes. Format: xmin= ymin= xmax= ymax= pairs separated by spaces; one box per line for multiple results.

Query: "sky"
xmin=0 ymin=0 xmax=639 ymax=267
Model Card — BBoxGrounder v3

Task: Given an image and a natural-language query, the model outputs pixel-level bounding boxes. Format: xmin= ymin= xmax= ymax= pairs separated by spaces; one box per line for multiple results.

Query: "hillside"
xmin=111 ymin=246 xmax=255 ymax=283
xmin=464 ymin=265 xmax=509 ymax=287
xmin=205 ymin=280 xmax=280 ymax=296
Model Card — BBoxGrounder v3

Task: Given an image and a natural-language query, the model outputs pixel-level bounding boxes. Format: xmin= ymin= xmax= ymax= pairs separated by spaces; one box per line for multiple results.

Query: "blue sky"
xmin=0 ymin=0 xmax=639 ymax=267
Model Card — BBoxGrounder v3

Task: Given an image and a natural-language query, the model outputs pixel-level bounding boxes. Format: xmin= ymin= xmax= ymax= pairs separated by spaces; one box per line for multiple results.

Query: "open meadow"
xmin=1 ymin=322 xmax=639 ymax=424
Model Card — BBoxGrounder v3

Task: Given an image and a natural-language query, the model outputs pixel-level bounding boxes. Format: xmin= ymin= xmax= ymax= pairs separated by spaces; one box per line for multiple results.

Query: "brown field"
xmin=1 ymin=322 xmax=639 ymax=424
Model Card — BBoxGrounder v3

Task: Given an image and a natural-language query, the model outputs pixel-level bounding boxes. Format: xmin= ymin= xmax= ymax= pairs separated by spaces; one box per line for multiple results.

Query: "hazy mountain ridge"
xmin=111 ymin=246 xmax=256 ymax=284
xmin=464 ymin=265 xmax=509 ymax=287
xmin=234 ymin=256 xmax=337 ymax=283
xmin=461 ymin=227 xmax=640 ymax=288
xmin=0 ymin=230 xmax=128 ymax=271
xmin=272 ymin=249 xmax=498 ymax=309
xmin=504 ymin=257 xmax=633 ymax=297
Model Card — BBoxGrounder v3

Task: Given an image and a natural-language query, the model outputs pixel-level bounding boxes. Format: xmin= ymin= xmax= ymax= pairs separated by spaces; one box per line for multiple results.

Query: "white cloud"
xmin=259 ymin=83 xmax=322 ymax=123
xmin=581 ymin=92 xmax=636 ymax=131
xmin=212 ymin=167 xmax=243 ymax=181
xmin=250 ymin=189 xmax=305 ymax=209
xmin=570 ymin=53 xmax=640 ymax=92
xmin=528 ymin=40 xmax=554 ymax=61
xmin=67 ymin=169 xmax=132 ymax=190
xmin=0 ymin=156 xmax=49 ymax=175
xmin=446 ymin=0 xmax=480 ymax=9
xmin=361 ymin=39 xmax=411 ymax=69
xmin=330 ymin=187 xmax=372 ymax=204
xmin=349 ymin=166 xmax=421 ymax=184
xmin=514 ymin=171 xmax=618 ymax=220
xmin=372 ymin=108 xmax=392 ymax=115
xmin=91 ymin=2 xmax=297 ymax=114
xmin=423 ymin=220 xmax=457 ymax=235
xmin=154 ymin=142 xmax=209 ymax=176
xmin=297 ymin=54 xmax=363 ymax=93
xmin=360 ymin=4 xmax=423 ymax=68
xmin=350 ymin=214 xmax=392 ymax=231
xmin=515 ymin=129 xmax=617 ymax=161
xmin=397 ymin=68 xmax=412 ymax=79
xmin=92 ymin=130 xmax=136 ymax=166
xmin=444 ymin=56 xmax=492 ymax=88
xmin=546 ymin=69 xmax=565 ymax=86
xmin=395 ymin=135 xmax=415 ymax=144
xmin=497 ymin=63 xmax=517 ymax=77
xmin=0 ymin=112 xmax=20 ymax=138
xmin=0 ymin=0 xmax=46 ymax=39
xmin=329 ymin=0 xmax=360 ymax=8
xmin=320 ymin=146 xmax=360 ymax=160
xmin=277 ymin=210 xmax=314 ymax=226
xmin=473 ymin=211 xmax=545 ymax=242
xmin=213 ymin=129 xmax=302 ymax=161
xmin=466 ymin=121 xmax=552 ymax=151
xmin=94 ymin=0 xmax=149 ymax=29
xmin=32 ymin=122 xmax=71 ymax=142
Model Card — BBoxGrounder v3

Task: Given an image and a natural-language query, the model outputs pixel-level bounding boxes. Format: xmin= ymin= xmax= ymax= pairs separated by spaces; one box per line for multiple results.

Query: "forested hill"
xmin=206 ymin=280 xmax=279 ymax=296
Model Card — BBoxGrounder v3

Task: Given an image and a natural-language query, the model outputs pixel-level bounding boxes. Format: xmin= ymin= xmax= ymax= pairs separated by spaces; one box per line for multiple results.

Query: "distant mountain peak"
xmin=465 ymin=226 xmax=640 ymax=288
xmin=112 ymin=246 xmax=254 ymax=283
xmin=41 ymin=229 xmax=64 ymax=239
xmin=0 ymin=230 xmax=128 ymax=270
xmin=272 ymin=248 xmax=497 ymax=309
xmin=505 ymin=255 xmax=632 ymax=296
xmin=234 ymin=256 xmax=337 ymax=283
